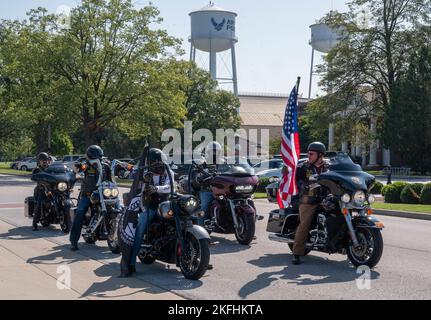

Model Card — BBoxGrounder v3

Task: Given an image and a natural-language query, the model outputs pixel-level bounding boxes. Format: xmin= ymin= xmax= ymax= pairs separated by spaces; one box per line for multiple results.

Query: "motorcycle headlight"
xmin=103 ymin=188 xmax=112 ymax=198
xmin=180 ymin=196 xmax=199 ymax=213
xmin=111 ymin=188 xmax=119 ymax=198
xmin=368 ymin=194 xmax=376 ymax=204
xmin=235 ymin=185 xmax=254 ymax=193
xmin=341 ymin=193 xmax=351 ymax=203
xmin=353 ymin=191 xmax=366 ymax=205
xmin=57 ymin=182 xmax=68 ymax=192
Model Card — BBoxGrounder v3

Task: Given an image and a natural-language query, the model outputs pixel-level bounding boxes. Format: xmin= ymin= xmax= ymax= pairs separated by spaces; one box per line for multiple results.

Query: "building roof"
xmin=238 ymin=93 xmax=311 ymax=127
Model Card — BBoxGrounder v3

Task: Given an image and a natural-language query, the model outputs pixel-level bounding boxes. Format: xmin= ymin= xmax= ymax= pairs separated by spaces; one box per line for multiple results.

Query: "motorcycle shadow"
xmin=238 ymin=253 xmax=381 ymax=299
xmin=80 ymin=262 xmax=176 ymax=299
xmin=0 ymin=225 xmax=65 ymax=240
xmin=131 ymin=261 xmax=205 ymax=292
xmin=26 ymin=244 xmax=120 ymax=266
xmin=208 ymin=235 xmax=253 ymax=255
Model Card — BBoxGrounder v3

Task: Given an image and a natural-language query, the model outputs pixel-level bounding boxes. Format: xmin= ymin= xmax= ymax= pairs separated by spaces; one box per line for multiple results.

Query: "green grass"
xmin=365 ymin=170 xmax=383 ymax=175
xmin=254 ymin=192 xmax=267 ymax=199
xmin=373 ymin=202 xmax=431 ymax=213
xmin=0 ymin=168 xmax=31 ymax=176
xmin=0 ymin=162 xmax=12 ymax=170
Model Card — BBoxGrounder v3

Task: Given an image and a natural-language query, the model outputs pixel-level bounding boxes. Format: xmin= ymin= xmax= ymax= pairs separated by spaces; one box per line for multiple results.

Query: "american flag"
xmin=277 ymin=85 xmax=300 ymax=209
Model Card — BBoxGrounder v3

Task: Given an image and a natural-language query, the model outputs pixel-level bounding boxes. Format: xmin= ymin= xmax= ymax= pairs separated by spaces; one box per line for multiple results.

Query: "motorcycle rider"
xmin=69 ymin=145 xmax=112 ymax=251
xmin=119 ymin=148 xmax=175 ymax=277
xmin=292 ymin=142 xmax=330 ymax=265
xmin=31 ymin=152 xmax=52 ymax=231
xmin=191 ymin=141 xmax=227 ymax=226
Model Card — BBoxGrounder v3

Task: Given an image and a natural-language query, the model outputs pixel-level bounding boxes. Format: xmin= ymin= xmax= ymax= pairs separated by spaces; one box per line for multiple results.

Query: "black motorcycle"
xmin=77 ymin=161 xmax=122 ymax=254
xmin=267 ymin=154 xmax=384 ymax=268
xmin=132 ymin=166 xmax=211 ymax=280
xmin=25 ymin=164 xmax=76 ymax=233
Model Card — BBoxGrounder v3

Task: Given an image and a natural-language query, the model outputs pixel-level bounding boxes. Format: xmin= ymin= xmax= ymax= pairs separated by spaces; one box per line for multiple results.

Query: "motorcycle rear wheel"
xmin=83 ymin=234 xmax=97 ymax=244
xmin=138 ymin=255 xmax=156 ymax=264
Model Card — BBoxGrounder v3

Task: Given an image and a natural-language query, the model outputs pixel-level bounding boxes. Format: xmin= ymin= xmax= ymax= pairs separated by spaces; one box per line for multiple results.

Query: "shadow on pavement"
xmin=209 ymin=235 xmax=253 ymax=255
xmin=80 ymin=262 xmax=174 ymax=299
xmin=0 ymin=225 xmax=65 ymax=240
xmin=238 ymin=253 xmax=381 ymax=298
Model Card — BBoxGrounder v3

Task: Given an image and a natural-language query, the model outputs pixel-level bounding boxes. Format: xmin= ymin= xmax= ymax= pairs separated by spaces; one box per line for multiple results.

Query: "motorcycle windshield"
xmin=318 ymin=154 xmax=375 ymax=195
xmin=32 ymin=164 xmax=76 ymax=185
xmin=218 ymin=163 xmax=255 ymax=177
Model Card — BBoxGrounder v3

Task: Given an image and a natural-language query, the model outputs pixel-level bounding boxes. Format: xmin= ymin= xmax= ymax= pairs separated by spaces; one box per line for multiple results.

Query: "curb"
xmin=372 ymin=209 xmax=431 ymax=221
xmin=0 ymin=172 xmax=31 ymax=178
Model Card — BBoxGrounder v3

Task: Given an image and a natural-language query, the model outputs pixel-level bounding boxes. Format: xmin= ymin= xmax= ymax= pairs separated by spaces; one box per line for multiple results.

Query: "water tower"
xmin=189 ymin=2 xmax=238 ymax=96
xmin=308 ymin=22 xmax=343 ymax=98
xmin=308 ymin=22 xmax=344 ymax=152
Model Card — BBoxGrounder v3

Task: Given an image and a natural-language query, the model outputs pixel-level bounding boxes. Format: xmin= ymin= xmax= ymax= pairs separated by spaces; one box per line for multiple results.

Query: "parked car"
xmin=253 ymin=159 xmax=284 ymax=173
xmin=62 ymin=155 xmax=85 ymax=169
xmin=10 ymin=157 xmax=32 ymax=170
xmin=17 ymin=158 xmax=38 ymax=171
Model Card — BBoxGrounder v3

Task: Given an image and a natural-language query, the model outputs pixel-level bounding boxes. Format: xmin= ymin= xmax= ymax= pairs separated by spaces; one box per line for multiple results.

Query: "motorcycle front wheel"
xmin=234 ymin=214 xmax=255 ymax=245
xmin=178 ymin=232 xmax=210 ymax=280
xmin=107 ymin=218 xmax=120 ymax=254
xmin=59 ymin=207 xmax=72 ymax=234
xmin=347 ymin=227 xmax=383 ymax=268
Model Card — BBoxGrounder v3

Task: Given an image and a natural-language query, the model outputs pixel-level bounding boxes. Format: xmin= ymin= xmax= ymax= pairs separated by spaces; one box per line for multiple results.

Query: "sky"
xmin=0 ymin=0 xmax=349 ymax=97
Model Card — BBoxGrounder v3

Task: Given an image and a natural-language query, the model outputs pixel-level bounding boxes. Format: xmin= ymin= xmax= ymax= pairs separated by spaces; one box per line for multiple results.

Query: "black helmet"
xmin=37 ymin=152 xmax=50 ymax=162
xmin=148 ymin=148 xmax=167 ymax=175
xmin=307 ymin=142 xmax=326 ymax=155
xmin=86 ymin=145 xmax=104 ymax=160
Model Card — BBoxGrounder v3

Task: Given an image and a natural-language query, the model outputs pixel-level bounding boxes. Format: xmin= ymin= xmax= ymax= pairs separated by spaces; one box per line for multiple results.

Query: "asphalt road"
xmin=1 ymin=174 xmax=431 ymax=300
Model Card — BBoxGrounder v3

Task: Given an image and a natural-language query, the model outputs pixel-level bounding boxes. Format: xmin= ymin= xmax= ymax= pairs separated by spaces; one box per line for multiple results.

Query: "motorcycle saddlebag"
xmin=24 ymin=196 xmax=35 ymax=218
xmin=266 ymin=209 xmax=289 ymax=234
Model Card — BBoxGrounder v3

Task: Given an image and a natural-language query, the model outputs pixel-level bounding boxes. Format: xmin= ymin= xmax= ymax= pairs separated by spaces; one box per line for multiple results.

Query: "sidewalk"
xmin=0 ymin=219 xmax=183 ymax=300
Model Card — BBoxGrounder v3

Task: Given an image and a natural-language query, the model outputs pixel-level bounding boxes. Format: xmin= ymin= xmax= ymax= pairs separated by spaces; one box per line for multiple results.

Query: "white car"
xmin=17 ymin=158 xmax=38 ymax=171
xmin=62 ymin=155 xmax=85 ymax=169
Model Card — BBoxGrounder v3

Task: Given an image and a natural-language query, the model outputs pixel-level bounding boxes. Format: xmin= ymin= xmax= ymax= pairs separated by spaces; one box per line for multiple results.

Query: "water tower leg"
xmin=190 ymin=43 xmax=195 ymax=62
xmin=231 ymin=42 xmax=239 ymax=97
xmin=308 ymin=48 xmax=315 ymax=99
xmin=210 ymin=50 xmax=217 ymax=80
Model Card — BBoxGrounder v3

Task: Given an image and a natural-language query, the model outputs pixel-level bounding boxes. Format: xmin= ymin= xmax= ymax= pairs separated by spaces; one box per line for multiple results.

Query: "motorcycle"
xmin=25 ymin=164 xmax=76 ymax=233
xmin=77 ymin=160 xmax=122 ymax=254
xmin=112 ymin=159 xmax=135 ymax=180
xmin=266 ymin=153 xmax=384 ymax=268
xmin=131 ymin=164 xmax=211 ymax=280
xmin=188 ymin=161 xmax=263 ymax=245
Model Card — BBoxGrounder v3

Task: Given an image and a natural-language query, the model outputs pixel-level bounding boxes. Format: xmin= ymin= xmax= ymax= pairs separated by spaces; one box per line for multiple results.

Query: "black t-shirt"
xmin=80 ymin=161 xmax=112 ymax=195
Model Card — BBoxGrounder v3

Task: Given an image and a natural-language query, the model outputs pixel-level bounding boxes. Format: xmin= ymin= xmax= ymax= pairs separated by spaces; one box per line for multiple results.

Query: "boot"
xmin=292 ymin=255 xmax=302 ymax=265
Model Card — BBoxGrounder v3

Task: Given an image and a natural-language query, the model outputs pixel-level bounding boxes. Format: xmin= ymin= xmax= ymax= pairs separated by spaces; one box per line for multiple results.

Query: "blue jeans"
xmin=131 ymin=207 xmax=158 ymax=267
xmin=70 ymin=196 xmax=91 ymax=245
xmin=198 ymin=191 xmax=214 ymax=226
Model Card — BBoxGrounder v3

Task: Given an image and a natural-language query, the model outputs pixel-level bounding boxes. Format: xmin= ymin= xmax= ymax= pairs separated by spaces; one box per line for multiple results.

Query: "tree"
xmin=184 ymin=65 xmax=241 ymax=135
xmin=24 ymin=0 xmax=182 ymax=146
xmin=383 ymin=46 xmax=431 ymax=173
xmin=316 ymin=0 xmax=431 ymax=151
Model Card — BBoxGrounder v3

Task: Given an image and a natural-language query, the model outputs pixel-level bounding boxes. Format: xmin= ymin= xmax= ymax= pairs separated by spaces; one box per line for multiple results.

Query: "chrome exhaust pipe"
xmin=268 ymin=233 xmax=294 ymax=244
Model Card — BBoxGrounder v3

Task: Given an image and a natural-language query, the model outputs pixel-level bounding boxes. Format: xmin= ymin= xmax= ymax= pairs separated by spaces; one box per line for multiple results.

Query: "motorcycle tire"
xmin=107 ymin=219 xmax=120 ymax=254
xmin=41 ymin=220 xmax=50 ymax=227
xmin=59 ymin=208 xmax=72 ymax=234
xmin=138 ymin=255 xmax=156 ymax=264
xmin=83 ymin=234 xmax=97 ymax=244
xmin=347 ymin=227 xmax=383 ymax=269
xmin=234 ymin=214 xmax=255 ymax=245
xmin=178 ymin=233 xmax=210 ymax=280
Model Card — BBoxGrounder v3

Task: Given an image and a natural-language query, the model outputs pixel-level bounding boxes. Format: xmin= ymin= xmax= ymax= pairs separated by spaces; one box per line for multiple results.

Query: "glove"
xmin=144 ymin=185 xmax=157 ymax=195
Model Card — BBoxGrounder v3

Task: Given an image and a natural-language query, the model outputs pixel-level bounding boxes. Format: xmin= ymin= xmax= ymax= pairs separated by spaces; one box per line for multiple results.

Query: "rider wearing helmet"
xmin=292 ymin=142 xmax=330 ymax=265
xmin=119 ymin=148 xmax=175 ymax=277
xmin=31 ymin=152 xmax=52 ymax=231
xmin=70 ymin=145 xmax=112 ymax=251
xmin=190 ymin=141 xmax=227 ymax=227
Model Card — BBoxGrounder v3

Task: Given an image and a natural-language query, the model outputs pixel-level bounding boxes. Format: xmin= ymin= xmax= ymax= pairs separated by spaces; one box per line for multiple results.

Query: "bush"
xmin=370 ymin=181 xmax=384 ymax=194
xmin=400 ymin=183 xmax=423 ymax=204
xmin=420 ymin=183 xmax=431 ymax=204
xmin=384 ymin=181 xmax=409 ymax=203
xmin=257 ymin=176 xmax=273 ymax=192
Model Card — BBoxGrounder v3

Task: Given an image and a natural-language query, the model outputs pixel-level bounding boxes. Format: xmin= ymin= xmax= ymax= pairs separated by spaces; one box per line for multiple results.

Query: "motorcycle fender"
xmin=353 ymin=215 xmax=385 ymax=229
xmin=235 ymin=203 xmax=256 ymax=216
xmin=186 ymin=225 xmax=211 ymax=240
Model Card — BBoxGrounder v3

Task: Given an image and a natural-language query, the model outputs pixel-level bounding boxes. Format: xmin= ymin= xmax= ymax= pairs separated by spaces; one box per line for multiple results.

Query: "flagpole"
xmin=296 ymin=76 xmax=301 ymax=98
